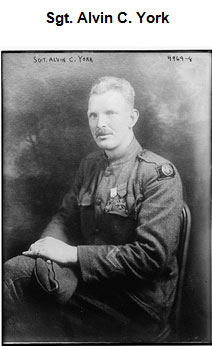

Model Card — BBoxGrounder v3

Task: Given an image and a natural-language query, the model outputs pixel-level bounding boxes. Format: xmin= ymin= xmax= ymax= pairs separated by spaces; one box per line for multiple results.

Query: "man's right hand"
xmin=22 ymin=237 xmax=78 ymax=266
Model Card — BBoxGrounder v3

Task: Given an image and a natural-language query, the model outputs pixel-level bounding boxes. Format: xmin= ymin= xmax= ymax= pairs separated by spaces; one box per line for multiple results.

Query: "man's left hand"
xmin=22 ymin=237 xmax=78 ymax=265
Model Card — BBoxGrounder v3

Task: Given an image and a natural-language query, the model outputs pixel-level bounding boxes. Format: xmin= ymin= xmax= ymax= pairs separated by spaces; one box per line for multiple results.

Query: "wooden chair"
xmin=155 ymin=201 xmax=191 ymax=342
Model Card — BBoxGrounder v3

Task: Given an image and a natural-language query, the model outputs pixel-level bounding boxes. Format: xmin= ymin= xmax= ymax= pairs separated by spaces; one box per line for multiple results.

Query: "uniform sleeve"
xmin=78 ymin=163 xmax=183 ymax=283
xmin=40 ymin=161 xmax=84 ymax=245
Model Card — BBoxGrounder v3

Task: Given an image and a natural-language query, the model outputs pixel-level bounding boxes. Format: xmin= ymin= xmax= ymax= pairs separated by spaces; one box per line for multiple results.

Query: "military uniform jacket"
xmin=42 ymin=138 xmax=183 ymax=323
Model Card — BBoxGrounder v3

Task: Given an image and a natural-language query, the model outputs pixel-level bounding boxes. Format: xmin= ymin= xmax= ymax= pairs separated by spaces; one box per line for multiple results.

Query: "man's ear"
xmin=129 ymin=109 xmax=139 ymax=128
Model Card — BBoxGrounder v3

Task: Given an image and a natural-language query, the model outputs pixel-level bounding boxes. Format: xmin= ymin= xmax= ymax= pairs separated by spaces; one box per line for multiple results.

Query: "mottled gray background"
xmin=2 ymin=52 xmax=211 ymax=342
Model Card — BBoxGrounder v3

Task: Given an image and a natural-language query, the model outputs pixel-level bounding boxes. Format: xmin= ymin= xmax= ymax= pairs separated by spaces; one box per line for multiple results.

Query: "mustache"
xmin=95 ymin=128 xmax=113 ymax=137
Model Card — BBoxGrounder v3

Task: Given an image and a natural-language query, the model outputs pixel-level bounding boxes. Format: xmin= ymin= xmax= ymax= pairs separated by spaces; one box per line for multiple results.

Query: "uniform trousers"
xmin=3 ymin=255 xmax=161 ymax=343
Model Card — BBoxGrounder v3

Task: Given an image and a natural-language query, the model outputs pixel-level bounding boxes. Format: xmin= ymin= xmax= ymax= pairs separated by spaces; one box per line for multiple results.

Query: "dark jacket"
xmin=42 ymin=137 xmax=183 ymax=322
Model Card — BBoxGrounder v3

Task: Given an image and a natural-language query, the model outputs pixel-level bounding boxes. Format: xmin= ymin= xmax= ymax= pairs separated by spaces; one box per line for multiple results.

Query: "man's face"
xmin=88 ymin=90 xmax=134 ymax=153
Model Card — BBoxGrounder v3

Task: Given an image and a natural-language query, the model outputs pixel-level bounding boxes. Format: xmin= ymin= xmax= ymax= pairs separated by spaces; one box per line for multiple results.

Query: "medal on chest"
xmin=105 ymin=186 xmax=128 ymax=214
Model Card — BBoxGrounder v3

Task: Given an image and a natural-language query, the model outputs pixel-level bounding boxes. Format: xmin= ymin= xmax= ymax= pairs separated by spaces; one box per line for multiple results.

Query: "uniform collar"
xmin=103 ymin=137 xmax=142 ymax=166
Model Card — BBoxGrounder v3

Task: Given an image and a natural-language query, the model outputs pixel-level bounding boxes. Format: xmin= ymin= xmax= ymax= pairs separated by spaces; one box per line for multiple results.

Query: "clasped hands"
xmin=22 ymin=237 xmax=78 ymax=265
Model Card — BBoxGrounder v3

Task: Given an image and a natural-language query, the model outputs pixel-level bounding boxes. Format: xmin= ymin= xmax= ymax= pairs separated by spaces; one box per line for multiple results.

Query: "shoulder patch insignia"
xmin=156 ymin=163 xmax=175 ymax=180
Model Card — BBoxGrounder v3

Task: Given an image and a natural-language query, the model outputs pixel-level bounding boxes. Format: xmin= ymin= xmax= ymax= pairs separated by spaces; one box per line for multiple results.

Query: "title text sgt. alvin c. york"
xmin=46 ymin=11 xmax=170 ymax=26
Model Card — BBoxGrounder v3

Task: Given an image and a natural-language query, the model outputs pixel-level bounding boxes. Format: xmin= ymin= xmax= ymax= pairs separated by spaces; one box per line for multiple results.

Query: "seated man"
xmin=3 ymin=76 xmax=183 ymax=343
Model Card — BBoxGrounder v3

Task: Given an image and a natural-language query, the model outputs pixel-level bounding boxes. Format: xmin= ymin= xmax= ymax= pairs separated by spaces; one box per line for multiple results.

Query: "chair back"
xmin=155 ymin=201 xmax=191 ymax=342
xmin=173 ymin=201 xmax=191 ymax=332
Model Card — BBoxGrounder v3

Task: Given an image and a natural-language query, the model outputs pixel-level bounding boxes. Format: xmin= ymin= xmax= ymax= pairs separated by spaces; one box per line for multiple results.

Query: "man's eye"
xmin=88 ymin=113 xmax=97 ymax=119
xmin=106 ymin=110 xmax=115 ymax=116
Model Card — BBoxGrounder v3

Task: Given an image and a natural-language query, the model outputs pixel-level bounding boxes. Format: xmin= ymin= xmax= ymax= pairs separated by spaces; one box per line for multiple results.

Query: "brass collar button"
xmin=95 ymin=198 xmax=101 ymax=206
xmin=104 ymin=169 xmax=111 ymax=177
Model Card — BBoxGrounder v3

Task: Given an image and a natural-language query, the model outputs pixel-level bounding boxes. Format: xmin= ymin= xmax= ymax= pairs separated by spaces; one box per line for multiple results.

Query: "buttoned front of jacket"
xmin=78 ymin=139 xmax=142 ymax=246
xmin=42 ymin=137 xmax=183 ymax=322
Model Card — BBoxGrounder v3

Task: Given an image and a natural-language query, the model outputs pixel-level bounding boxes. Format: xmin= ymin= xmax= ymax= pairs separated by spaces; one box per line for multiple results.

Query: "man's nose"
xmin=97 ymin=113 xmax=107 ymax=128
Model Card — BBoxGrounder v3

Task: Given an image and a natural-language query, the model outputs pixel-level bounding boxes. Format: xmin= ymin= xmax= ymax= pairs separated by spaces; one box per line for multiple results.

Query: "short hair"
xmin=89 ymin=76 xmax=135 ymax=108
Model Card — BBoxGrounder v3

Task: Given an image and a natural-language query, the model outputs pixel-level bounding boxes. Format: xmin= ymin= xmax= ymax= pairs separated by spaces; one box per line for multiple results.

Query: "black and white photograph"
xmin=2 ymin=51 xmax=211 ymax=344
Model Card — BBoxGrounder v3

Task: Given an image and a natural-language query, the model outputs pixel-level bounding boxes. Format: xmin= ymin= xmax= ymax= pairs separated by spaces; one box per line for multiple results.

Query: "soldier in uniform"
xmin=4 ymin=76 xmax=183 ymax=342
